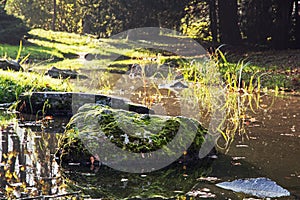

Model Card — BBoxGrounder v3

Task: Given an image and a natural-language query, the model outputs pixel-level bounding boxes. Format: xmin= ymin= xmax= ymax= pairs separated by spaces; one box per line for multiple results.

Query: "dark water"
xmin=0 ymin=95 xmax=299 ymax=199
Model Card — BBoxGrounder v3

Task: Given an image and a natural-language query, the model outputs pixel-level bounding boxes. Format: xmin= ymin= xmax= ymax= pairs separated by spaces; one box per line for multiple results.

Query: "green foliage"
xmin=6 ymin=0 xmax=189 ymax=37
xmin=181 ymin=1 xmax=212 ymax=41
xmin=5 ymin=0 xmax=300 ymax=48
xmin=0 ymin=110 xmax=17 ymax=126
xmin=6 ymin=0 xmax=53 ymax=29
xmin=0 ymin=5 xmax=29 ymax=44
xmin=177 ymin=49 xmax=269 ymax=149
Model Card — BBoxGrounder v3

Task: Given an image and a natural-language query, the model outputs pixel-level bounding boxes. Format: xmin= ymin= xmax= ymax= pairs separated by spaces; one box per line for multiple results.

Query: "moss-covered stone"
xmin=18 ymin=92 xmax=152 ymax=116
xmin=58 ymin=104 xmax=208 ymax=171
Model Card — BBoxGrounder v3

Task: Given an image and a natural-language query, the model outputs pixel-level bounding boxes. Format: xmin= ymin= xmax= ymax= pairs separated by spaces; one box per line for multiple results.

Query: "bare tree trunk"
xmin=295 ymin=0 xmax=300 ymax=48
xmin=51 ymin=0 xmax=57 ymax=31
xmin=218 ymin=0 xmax=241 ymax=45
xmin=271 ymin=0 xmax=294 ymax=49
xmin=208 ymin=0 xmax=218 ymax=42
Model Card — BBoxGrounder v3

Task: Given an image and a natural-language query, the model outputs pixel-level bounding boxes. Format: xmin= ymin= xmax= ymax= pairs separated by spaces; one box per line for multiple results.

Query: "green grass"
xmin=0 ymin=69 xmax=72 ymax=103
xmin=0 ymin=110 xmax=17 ymax=126
xmin=1 ymin=28 xmax=296 ymax=92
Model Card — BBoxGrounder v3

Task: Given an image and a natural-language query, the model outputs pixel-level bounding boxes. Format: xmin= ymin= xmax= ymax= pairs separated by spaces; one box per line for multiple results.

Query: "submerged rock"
xmin=0 ymin=59 xmax=23 ymax=71
xmin=45 ymin=66 xmax=87 ymax=79
xmin=216 ymin=177 xmax=290 ymax=198
xmin=159 ymin=81 xmax=188 ymax=89
xmin=18 ymin=92 xmax=152 ymax=117
xmin=58 ymin=104 xmax=209 ymax=172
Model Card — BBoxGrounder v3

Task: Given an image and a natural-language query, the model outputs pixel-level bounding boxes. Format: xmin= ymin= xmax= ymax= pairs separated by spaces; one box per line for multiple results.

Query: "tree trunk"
xmin=249 ymin=0 xmax=272 ymax=44
xmin=218 ymin=0 xmax=241 ymax=45
xmin=208 ymin=0 xmax=218 ymax=42
xmin=82 ymin=14 xmax=92 ymax=34
xmin=271 ymin=0 xmax=294 ymax=49
xmin=51 ymin=0 xmax=57 ymax=31
xmin=295 ymin=0 xmax=300 ymax=48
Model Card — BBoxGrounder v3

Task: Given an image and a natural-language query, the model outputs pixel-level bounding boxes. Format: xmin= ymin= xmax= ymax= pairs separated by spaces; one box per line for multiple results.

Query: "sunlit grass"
xmin=163 ymin=49 xmax=279 ymax=150
xmin=0 ymin=69 xmax=72 ymax=103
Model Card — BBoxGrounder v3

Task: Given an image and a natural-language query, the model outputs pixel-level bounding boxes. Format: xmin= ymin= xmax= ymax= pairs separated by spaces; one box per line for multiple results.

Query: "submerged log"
xmin=57 ymin=104 xmax=210 ymax=173
xmin=18 ymin=92 xmax=153 ymax=117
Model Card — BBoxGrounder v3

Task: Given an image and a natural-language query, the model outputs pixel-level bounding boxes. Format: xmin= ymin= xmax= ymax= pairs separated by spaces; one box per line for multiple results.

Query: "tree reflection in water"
xmin=0 ymin=122 xmax=68 ymax=199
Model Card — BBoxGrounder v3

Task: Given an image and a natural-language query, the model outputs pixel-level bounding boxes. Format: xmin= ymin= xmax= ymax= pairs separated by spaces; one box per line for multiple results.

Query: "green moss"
xmin=60 ymin=104 xmax=207 ymax=163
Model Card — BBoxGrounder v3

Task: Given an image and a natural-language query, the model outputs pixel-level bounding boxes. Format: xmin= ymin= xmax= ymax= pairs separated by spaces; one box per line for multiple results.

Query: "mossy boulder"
xmin=58 ymin=104 xmax=209 ymax=172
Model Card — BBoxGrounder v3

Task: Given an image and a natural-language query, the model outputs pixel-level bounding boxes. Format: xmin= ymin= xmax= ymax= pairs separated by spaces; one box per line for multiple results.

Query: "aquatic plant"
xmin=168 ymin=49 xmax=273 ymax=150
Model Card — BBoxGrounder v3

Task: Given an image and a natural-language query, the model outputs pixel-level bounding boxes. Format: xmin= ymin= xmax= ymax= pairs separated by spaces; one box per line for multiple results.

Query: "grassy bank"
xmin=219 ymin=47 xmax=300 ymax=91
xmin=1 ymin=29 xmax=299 ymax=91
xmin=0 ymin=70 xmax=71 ymax=103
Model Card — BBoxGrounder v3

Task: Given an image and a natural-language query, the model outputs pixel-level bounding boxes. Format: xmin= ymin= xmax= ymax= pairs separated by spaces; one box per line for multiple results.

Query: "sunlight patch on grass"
xmin=0 ymin=69 xmax=72 ymax=103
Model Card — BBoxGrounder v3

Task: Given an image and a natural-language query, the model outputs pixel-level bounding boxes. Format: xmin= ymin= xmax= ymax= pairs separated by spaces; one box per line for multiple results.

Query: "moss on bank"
xmin=0 ymin=70 xmax=71 ymax=103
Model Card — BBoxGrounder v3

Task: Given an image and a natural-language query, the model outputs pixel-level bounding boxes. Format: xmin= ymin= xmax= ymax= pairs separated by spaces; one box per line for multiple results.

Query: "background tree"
xmin=4 ymin=0 xmax=300 ymax=49
xmin=240 ymin=0 xmax=273 ymax=45
xmin=51 ymin=0 xmax=57 ymax=31
xmin=0 ymin=4 xmax=29 ymax=44
xmin=217 ymin=0 xmax=241 ymax=45
xmin=294 ymin=0 xmax=300 ymax=48
xmin=181 ymin=0 xmax=211 ymax=40
xmin=271 ymin=0 xmax=294 ymax=49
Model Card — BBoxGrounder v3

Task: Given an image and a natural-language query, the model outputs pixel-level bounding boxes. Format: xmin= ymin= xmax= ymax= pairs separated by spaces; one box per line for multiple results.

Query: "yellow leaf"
xmin=5 ymin=170 xmax=12 ymax=179
xmin=21 ymin=182 xmax=27 ymax=189
xmin=5 ymin=186 xmax=13 ymax=193
xmin=8 ymin=151 xmax=14 ymax=159
xmin=20 ymin=166 xmax=26 ymax=171
xmin=13 ymin=172 xmax=18 ymax=180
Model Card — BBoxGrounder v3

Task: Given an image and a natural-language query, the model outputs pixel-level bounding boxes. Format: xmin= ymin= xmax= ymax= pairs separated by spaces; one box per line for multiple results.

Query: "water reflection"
xmin=210 ymin=95 xmax=300 ymax=199
xmin=62 ymin=159 xmax=213 ymax=199
xmin=0 ymin=120 xmax=67 ymax=199
xmin=0 ymin=95 xmax=300 ymax=199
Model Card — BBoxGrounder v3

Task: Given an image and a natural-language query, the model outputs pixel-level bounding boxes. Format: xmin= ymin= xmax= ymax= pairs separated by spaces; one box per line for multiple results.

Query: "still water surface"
xmin=0 ymin=95 xmax=299 ymax=199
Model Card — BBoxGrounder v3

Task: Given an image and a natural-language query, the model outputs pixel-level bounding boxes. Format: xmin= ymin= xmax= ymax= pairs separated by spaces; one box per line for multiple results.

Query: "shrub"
xmin=0 ymin=6 xmax=30 ymax=45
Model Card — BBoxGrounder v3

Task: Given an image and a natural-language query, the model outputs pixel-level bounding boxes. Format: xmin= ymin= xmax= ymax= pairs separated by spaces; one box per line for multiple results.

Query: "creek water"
xmin=0 ymin=94 xmax=299 ymax=199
